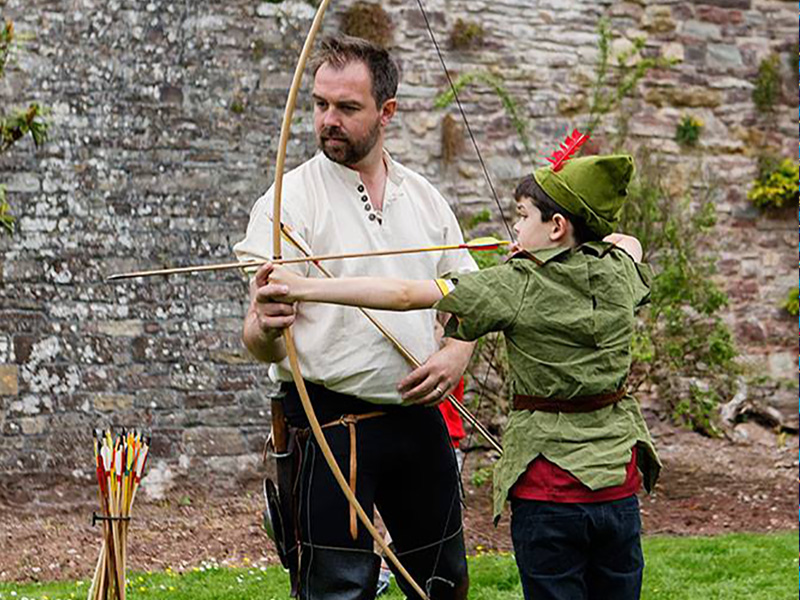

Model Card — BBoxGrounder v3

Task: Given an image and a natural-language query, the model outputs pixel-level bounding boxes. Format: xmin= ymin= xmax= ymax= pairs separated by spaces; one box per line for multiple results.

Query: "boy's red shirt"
xmin=511 ymin=446 xmax=641 ymax=503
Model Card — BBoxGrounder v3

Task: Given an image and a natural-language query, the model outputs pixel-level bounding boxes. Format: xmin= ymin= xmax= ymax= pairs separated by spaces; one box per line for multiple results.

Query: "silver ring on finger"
xmin=434 ymin=386 xmax=444 ymax=397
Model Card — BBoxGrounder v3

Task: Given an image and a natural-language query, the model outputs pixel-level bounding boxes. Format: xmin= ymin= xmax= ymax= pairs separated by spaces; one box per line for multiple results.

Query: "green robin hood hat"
xmin=533 ymin=133 xmax=635 ymax=237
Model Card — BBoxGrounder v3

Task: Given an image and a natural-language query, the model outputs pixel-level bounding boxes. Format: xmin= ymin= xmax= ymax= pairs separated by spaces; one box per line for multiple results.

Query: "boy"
xmin=260 ymin=146 xmax=661 ymax=600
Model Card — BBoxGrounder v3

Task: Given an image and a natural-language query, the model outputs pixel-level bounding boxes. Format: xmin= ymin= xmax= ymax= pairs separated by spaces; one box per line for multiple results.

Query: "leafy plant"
xmin=0 ymin=20 xmax=49 ymax=236
xmin=0 ymin=185 xmax=12 ymax=234
xmin=470 ymin=465 xmax=493 ymax=487
xmin=752 ymin=53 xmax=781 ymax=112
xmin=435 ymin=71 xmax=533 ymax=165
xmin=675 ymin=114 xmax=703 ymax=147
xmin=465 ymin=208 xmax=492 ymax=231
xmin=782 ymin=287 xmax=798 ymax=317
xmin=747 ymin=157 xmax=798 ymax=210
xmin=449 ymin=19 xmax=485 ymax=51
xmin=585 ymin=18 xmax=678 ymax=148
xmin=620 ymin=153 xmax=739 ymax=435
xmin=673 ymin=386 xmax=723 ymax=437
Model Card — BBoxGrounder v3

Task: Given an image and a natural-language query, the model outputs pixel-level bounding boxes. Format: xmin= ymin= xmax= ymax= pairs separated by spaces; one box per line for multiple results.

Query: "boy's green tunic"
xmin=435 ymin=242 xmax=662 ymax=520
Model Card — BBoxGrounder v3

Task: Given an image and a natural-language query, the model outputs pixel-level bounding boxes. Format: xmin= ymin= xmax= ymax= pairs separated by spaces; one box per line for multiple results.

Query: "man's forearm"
xmin=242 ymin=309 xmax=287 ymax=363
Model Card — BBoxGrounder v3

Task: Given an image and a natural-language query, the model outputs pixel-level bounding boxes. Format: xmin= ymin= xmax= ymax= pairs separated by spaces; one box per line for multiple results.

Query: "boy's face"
xmin=513 ymin=196 xmax=563 ymax=251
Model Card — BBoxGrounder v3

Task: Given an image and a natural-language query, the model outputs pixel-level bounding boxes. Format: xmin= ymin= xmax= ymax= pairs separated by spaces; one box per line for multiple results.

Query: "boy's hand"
xmin=261 ymin=263 xmax=305 ymax=303
xmin=251 ymin=263 xmax=297 ymax=335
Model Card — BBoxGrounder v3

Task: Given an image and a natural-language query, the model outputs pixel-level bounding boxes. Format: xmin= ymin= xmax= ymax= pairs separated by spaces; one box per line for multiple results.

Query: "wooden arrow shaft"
xmin=106 ymin=241 xmax=508 ymax=281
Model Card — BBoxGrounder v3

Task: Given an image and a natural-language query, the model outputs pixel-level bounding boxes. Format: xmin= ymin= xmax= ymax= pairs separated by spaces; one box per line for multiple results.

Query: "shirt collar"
xmin=318 ymin=149 xmax=405 ymax=187
xmin=507 ymin=245 xmax=573 ymax=266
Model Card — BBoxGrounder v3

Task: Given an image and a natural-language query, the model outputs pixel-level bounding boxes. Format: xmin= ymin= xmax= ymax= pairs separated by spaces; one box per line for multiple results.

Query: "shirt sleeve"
xmin=431 ymin=189 xmax=478 ymax=278
xmin=233 ymin=185 xmax=313 ymax=277
xmin=433 ymin=264 xmax=526 ymax=341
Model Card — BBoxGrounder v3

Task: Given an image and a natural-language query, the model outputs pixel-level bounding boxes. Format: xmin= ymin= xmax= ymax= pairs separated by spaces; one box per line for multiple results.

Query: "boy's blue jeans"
xmin=510 ymin=495 xmax=644 ymax=600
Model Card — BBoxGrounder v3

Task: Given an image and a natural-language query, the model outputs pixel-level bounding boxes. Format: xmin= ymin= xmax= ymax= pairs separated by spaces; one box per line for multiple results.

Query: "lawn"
xmin=0 ymin=532 xmax=796 ymax=600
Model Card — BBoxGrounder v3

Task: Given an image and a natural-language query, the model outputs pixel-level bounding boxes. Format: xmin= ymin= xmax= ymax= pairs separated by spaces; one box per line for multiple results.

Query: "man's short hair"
xmin=310 ymin=35 xmax=399 ymax=107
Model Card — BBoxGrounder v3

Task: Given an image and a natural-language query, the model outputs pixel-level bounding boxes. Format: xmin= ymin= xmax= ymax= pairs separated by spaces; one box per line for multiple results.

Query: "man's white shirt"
xmin=235 ymin=152 xmax=477 ymax=404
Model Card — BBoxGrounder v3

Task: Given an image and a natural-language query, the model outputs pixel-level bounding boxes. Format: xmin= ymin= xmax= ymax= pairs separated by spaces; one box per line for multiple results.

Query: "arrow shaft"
xmin=106 ymin=241 xmax=508 ymax=281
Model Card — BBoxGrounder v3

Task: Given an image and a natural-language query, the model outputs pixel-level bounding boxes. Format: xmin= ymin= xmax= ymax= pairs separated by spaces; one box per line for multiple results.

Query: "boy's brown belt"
xmin=513 ymin=384 xmax=627 ymax=413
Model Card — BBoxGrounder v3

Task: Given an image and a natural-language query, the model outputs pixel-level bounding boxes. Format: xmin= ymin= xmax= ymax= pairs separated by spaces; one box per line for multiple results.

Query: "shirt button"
xmin=369 ymin=214 xmax=377 ymax=221
xmin=364 ymin=204 xmax=372 ymax=211
xmin=361 ymin=195 xmax=368 ymax=202
xmin=358 ymin=185 xmax=365 ymax=193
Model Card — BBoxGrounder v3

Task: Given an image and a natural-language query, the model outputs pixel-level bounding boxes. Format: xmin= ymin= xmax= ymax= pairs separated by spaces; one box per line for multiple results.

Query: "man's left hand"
xmin=398 ymin=339 xmax=474 ymax=405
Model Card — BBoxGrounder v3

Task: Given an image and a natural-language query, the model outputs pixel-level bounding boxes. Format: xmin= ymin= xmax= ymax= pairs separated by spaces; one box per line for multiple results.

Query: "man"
xmin=235 ymin=36 xmax=476 ymax=599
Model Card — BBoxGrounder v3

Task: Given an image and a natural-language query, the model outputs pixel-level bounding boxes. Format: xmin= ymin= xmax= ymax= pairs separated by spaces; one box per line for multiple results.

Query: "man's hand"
xmin=398 ymin=339 xmax=474 ymax=405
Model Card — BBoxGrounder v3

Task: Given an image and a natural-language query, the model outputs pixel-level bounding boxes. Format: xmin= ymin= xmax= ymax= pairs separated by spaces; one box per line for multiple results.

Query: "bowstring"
xmin=414 ymin=0 xmax=515 ymax=584
xmin=414 ymin=0 xmax=515 ymax=241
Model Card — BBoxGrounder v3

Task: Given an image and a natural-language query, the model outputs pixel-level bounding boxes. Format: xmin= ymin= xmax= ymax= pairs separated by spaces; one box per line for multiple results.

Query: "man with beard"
xmin=235 ymin=36 xmax=475 ymax=599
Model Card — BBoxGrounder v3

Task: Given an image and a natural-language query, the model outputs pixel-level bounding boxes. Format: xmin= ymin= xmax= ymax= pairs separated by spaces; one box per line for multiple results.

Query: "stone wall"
xmin=0 ymin=0 xmax=796 ymax=491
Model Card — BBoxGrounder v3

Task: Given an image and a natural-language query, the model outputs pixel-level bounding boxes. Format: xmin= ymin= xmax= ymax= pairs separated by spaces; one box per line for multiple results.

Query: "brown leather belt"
xmin=321 ymin=411 xmax=385 ymax=540
xmin=513 ymin=384 xmax=628 ymax=413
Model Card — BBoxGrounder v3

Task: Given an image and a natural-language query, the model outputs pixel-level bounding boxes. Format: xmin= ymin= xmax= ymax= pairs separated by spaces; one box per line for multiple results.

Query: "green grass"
xmin=0 ymin=532 xmax=796 ymax=600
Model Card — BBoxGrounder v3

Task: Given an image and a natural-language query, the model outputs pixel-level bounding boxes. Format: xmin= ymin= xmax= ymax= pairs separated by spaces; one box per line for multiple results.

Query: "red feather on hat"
xmin=546 ymin=129 xmax=590 ymax=172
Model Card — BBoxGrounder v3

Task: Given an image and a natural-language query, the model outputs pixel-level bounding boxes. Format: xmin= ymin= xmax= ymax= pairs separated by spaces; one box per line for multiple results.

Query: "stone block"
xmin=0 ymin=365 xmax=19 ymax=396
xmin=183 ymin=426 xmax=246 ymax=456
xmin=140 ymin=459 xmax=176 ymax=501
xmin=707 ymin=44 xmax=744 ymax=70
xmin=19 ymin=416 xmax=47 ymax=436
xmin=4 ymin=172 xmax=41 ymax=193
xmin=698 ymin=0 xmax=750 ymax=9
xmin=643 ymin=85 xmax=723 ymax=108
xmin=205 ymin=454 xmax=262 ymax=484
xmin=93 ymin=394 xmax=135 ymax=412
xmin=682 ymin=20 xmax=722 ymax=41
xmin=8 ymin=394 xmax=53 ymax=416
xmin=642 ymin=6 xmax=676 ymax=33
xmin=697 ymin=6 xmax=744 ymax=25
xmin=135 ymin=389 xmax=182 ymax=409
xmin=767 ymin=352 xmax=796 ymax=380
xmin=661 ymin=42 xmax=685 ymax=62
xmin=96 ymin=320 xmax=145 ymax=337
xmin=185 ymin=392 xmax=236 ymax=410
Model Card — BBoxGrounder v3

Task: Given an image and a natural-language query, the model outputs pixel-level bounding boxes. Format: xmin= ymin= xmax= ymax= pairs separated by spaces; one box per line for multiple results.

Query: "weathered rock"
xmin=643 ymin=85 xmax=724 ymax=107
xmin=0 ymin=365 xmax=19 ymax=396
xmin=140 ymin=459 xmax=176 ymax=501
xmin=641 ymin=6 xmax=676 ymax=33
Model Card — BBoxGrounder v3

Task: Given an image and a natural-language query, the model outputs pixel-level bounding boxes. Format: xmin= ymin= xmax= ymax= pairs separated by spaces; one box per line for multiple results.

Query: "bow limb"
xmin=270 ymin=5 xmax=429 ymax=599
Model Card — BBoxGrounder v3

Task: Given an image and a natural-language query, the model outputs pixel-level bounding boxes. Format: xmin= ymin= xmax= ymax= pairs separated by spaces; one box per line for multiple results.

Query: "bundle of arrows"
xmin=88 ymin=429 xmax=150 ymax=600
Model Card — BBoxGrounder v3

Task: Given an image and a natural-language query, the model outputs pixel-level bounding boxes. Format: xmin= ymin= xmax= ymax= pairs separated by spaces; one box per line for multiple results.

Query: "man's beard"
xmin=318 ymin=120 xmax=381 ymax=166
